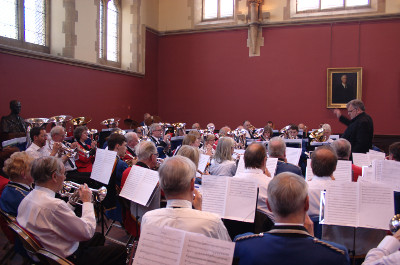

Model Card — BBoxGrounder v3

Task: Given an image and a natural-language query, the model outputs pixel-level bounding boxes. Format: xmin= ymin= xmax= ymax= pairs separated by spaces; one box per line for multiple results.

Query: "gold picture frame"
xmin=327 ymin=67 xmax=362 ymax=108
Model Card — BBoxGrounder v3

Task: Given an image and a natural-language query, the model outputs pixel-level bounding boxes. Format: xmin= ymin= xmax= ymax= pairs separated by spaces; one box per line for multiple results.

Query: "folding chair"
xmin=36 ymin=248 xmax=75 ymax=265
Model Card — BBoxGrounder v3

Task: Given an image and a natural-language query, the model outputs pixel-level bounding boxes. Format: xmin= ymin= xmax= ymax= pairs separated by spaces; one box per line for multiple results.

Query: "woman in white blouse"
xmin=209 ymin=137 xmax=237 ymax=177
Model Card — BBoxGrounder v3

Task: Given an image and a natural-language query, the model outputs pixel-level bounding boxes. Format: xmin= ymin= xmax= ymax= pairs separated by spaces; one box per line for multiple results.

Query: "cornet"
xmin=60 ymin=181 xmax=107 ymax=205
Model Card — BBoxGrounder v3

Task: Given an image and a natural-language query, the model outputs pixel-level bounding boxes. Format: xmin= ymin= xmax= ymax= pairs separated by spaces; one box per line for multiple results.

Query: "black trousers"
xmin=67 ymin=233 xmax=126 ymax=265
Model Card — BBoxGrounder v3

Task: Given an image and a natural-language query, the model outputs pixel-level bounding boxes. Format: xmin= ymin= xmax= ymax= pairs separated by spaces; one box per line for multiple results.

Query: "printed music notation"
xmin=133 ymin=225 xmax=235 ymax=265
xmin=90 ymin=149 xmax=117 ymax=185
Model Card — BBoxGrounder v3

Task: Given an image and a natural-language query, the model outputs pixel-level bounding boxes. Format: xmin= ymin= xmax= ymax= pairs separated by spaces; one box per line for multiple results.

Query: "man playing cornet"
xmin=17 ymin=156 xmax=126 ymax=264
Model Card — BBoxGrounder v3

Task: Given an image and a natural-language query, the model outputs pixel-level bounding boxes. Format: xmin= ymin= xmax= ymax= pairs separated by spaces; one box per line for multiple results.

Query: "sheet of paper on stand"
xmin=306 ymin=159 xmax=351 ymax=182
xmin=202 ymin=175 xmax=257 ymax=222
xmin=196 ymin=153 xmax=210 ymax=177
xmin=90 ymin=148 xmax=117 ymax=185
xmin=352 ymin=153 xmax=370 ymax=167
xmin=235 ymin=156 xmax=245 ymax=175
xmin=285 ymin=147 xmax=302 ymax=166
xmin=232 ymin=149 xmax=245 ymax=160
xmin=120 ymin=165 xmax=159 ymax=206
xmin=322 ymin=181 xmax=393 ymax=230
xmin=133 ymin=225 xmax=235 ymax=265
xmin=266 ymin=157 xmax=278 ymax=177
xmin=372 ymin=160 xmax=400 ymax=190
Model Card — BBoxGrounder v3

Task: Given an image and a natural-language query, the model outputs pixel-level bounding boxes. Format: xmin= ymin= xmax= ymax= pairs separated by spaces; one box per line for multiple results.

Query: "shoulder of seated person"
xmin=234 ymin=232 xmax=264 ymax=242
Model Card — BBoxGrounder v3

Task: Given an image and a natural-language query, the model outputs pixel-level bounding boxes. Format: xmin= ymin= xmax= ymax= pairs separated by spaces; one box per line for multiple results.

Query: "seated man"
xmin=282 ymin=124 xmax=299 ymax=139
xmin=25 ymin=127 xmax=54 ymax=159
xmin=243 ymin=120 xmax=253 ymax=139
xmin=124 ymin=132 xmax=139 ymax=160
xmin=192 ymin=123 xmax=201 ymax=130
xmin=141 ymin=156 xmax=231 ymax=241
xmin=268 ymin=137 xmax=302 ymax=177
xmin=17 ymin=156 xmax=126 ymax=264
xmin=389 ymin=142 xmax=400 ymax=162
xmin=233 ymin=172 xmax=349 ymax=265
xmin=234 ymin=143 xmax=273 ymax=221
xmin=307 ymin=146 xmax=337 ymax=218
xmin=121 ymin=141 xmax=160 ymax=224
xmin=331 ymin=138 xmax=362 ymax=181
xmin=363 ymin=228 xmax=400 ymax=264
xmin=148 ymin=123 xmax=171 ymax=159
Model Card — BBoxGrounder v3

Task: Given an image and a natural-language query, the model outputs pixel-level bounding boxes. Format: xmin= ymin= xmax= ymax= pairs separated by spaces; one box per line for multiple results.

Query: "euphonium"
xmin=310 ymin=128 xmax=326 ymax=142
xmin=253 ymin=128 xmax=264 ymax=139
xmin=389 ymin=214 xmax=400 ymax=233
xmin=60 ymin=181 xmax=107 ymax=205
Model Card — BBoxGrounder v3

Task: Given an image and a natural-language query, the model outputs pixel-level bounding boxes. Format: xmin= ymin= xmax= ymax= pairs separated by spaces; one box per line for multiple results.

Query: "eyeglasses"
xmin=152 ymin=153 xmax=159 ymax=157
xmin=348 ymin=108 xmax=356 ymax=114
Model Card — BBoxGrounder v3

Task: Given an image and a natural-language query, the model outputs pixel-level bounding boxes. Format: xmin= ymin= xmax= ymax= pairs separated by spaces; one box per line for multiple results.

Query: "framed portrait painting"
xmin=327 ymin=67 xmax=362 ymax=108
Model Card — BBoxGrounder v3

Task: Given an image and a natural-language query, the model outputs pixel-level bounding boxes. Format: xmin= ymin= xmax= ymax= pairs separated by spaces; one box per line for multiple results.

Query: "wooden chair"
xmin=36 ymin=248 xmax=75 ymax=265
xmin=7 ymin=221 xmax=42 ymax=261
xmin=0 ymin=209 xmax=17 ymax=264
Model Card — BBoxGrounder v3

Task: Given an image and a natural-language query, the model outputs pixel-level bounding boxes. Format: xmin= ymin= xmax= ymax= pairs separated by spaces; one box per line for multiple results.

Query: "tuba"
xmin=60 ymin=181 xmax=107 ymax=205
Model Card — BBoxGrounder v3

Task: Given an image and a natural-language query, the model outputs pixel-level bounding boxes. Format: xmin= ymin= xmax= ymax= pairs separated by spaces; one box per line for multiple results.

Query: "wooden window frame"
xmin=296 ymin=0 xmax=371 ymax=14
xmin=0 ymin=0 xmax=50 ymax=53
xmin=98 ymin=0 xmax=121 ymax=68
xmin=202 ymin=0 xmax=235 ymax=22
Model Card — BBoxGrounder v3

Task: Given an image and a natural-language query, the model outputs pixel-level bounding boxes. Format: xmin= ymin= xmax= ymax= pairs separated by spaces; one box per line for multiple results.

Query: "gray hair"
xmin=311 ymin=146 xmax=338 ymax=177
xmin=268 ymin=137 xmax=286 ymax=158
xmin=135 ymin=141 xmax=157 ymax=161
xmin=321 ymin=123 xmax=331 ymax=132
xmin=149 ymin=123 xmax=161 ymax=134
xmin=50 ymin=126 xmax=65 ymax=137
xmin=214 ymin=137 xmax=235 ymax=163
xmin=31 ymin=156 xmax=64 ymax=184
xmin=125 ymin=132 xmax=138 ymax=142
xmin=331 ymin=139 xmax=351 ymax=160
xmin=219 ymin=126 xmax=231 ymax=137
xmin=347 ymin=99 xmax=365 ymax=111
xmin=244 ymin=143 xmax=266 ymax=169
xmin=159 ymin=156 xmax=196 ymax=197
xmin=267 ymin=172 xmax=308 ymax=218
xmin=176 ymin=145 xmax=200 ymax=168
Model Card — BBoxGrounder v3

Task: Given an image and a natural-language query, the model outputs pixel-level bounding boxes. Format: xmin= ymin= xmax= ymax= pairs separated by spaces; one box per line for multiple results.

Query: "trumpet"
xmin=63 ymin=141 xmax=91 ymax=158
xmin=60 ymin=181 xmax=107 ymax=205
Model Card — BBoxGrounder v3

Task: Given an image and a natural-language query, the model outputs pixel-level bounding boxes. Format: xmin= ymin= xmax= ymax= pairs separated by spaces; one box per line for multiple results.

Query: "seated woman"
xmin=74 ymin=126 xmax=96 ymax=172
xmin=209 ymin=137 xmax=237 ymax=177
xmin=202 ymin=134 xmax=216 ymax=156
xmin=177 ymin=145 xmax=209 ymax=184
xmin=262 ymin=125 xmax=273 ymax=141
xmin=0 ymin=151 xmax=34 ymax=216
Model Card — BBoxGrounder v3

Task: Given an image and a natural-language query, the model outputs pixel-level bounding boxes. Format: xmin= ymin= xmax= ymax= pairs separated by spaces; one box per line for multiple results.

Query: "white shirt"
xmin=44 ymin=139 xmax=77 ymax=171
xmin=25 ymin=142 xmax=51 ymax=159
xmin=209 ymin=160 xmax=237 ymax=177
xmin=307 ymin=176 xmax=334 ymax=218
xmin=363 ymin=236 xmax=400 ymax=265
xmin=234 ymin=168 xmax=273 ymax=220
xmin=141 ymin=199 xmax=231 ymax=241
xmin=17 ymin=186 xmax=96 ymax=258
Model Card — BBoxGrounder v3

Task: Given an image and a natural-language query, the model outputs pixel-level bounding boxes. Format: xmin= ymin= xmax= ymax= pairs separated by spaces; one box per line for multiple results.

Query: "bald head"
xmin=244 ymin=143 xmax=266 ymax=169
xmin=219 ymin=126 xmax=231 ymax=137
xmin=268 ymin=137 xmax=286 ymax=158
xmin=311 ymin=146 xmax=338 ymax=177
xmin=331 ymin=138 xmax=351 ymax=160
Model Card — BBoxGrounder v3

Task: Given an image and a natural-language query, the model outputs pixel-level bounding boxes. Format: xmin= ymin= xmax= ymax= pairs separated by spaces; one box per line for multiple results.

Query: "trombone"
xmin=60 ymin=181 xmax=107 ymax=205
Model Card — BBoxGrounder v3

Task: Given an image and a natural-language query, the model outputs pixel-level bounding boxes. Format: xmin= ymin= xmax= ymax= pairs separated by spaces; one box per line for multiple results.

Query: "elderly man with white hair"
xmin=268 ymin=137 xmax=302 ymax=177
xmin=149 ymin=123 xmax=171 ymax=158
xmin=141 ymin=155 xmax=231 ymax=241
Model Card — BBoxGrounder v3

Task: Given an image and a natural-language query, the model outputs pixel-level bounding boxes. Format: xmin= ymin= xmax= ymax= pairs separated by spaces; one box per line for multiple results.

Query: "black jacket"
xmin=339 ymin=112 xmax=374 ymax=153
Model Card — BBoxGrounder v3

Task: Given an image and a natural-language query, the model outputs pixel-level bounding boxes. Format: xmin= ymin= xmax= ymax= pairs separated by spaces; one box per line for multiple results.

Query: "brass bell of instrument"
xmin=101 ymin=117 xmax=120 ymax=127
xmin=253 ymin=128 xmax=264 ymax=139
xmin=71 ymin=117 xmax=92 ymax=126
xmin=310 ymin=128 xmax=326 ymax=142
xmin=25 ymin=118 xmax=50 ymax=127
xmin=48 ymin=115 xmax=72 ymax=126
xmin=389 ymin=214 xmax=400 ymax=234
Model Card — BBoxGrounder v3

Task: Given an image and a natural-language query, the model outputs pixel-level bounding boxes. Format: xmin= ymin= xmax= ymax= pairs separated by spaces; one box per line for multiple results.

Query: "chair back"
xmin=8 ymin=221 xmax=42 ymax=255
xmin=36 ymin=248 xmax=75 ymax=265
xmin=0 ymin=208 xmax=16 ymax=243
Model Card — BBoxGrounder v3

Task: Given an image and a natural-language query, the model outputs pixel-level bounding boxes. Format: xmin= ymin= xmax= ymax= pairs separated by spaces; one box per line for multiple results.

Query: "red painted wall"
xmin=157 ymin=19 xmax=400 ymax=135
xmin=0 ymin=30 xmax=159 ymax=131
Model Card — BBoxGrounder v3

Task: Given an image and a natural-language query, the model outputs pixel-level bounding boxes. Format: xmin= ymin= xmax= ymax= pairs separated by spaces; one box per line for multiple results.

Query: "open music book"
xmin=286 ymin=147 xmax=302 ymax=166
xmin=352 ymin=151 xmax=385 ymax=167
xmin=306 ymin=159 xmax=352 ymax=182
xmin=371 ymin=160 xmax=400 ymax=190
xmin=321 ymin=181 xmax=393 ymax=230
xmin=119 ymin=166 xmax=159 ymax=207
xmin=90 ymin=148 xmax=117 ymax=185
xmin=202 ymin=175 xmax=257 ymax=222
xmin=133 ymin=225 xmax=235 ymax=265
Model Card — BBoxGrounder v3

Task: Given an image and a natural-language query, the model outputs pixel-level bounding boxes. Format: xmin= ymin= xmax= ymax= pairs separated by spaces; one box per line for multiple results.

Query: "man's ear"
xmin=190 ymin=178 xmax=195 ymax=191
xmin=304 ymin=195 xmax=310 ymax=212
xmin=266 ymin=198 xmax=272 ymax=212
xmin=51 ymin=172 xmax=58 ymax=183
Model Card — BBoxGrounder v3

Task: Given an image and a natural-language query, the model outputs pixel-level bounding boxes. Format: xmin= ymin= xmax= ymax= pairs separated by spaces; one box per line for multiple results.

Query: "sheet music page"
xmin=198 ymin=154 xmax=210 ymax=173
xmin=332 ymin=160 xmax=352 ymax=182
xmin=133 ymin=225 xmax=184 ymax=265
xmin=235 ymin=156 xmax=245 ymax=175
xmin=305 ymin=159 xmax=313 ymax=181
xmin=368 ymin=151 xmax=385 ymax=164
xmin=285 ymin=147 xmax=301 ymax=166
xmin=120 ymin=166 xmax=159 ymax=206
xmin=373 ymin=160 xmax=400 ymax=190
xmin=324 ymin=182 xmax=359 ymax=227
xmin=202 ymin=175 xmax=228 ymax=217
xmin=266 ymin=157 xmax=278 ymax=177
xmin=360 ymin=166 xmax=374 ymax=182
xmin=232 ymin=149 xmax=245 ymax=160
xmin=352 ymin=153 xmax=370 ymax=167
xmin=358 ymin=182 xmax=394 ymax=230
xmin=90 ymin=149 xmax=117 ymax=185
xmin=180 ymin=231 xmax=235 ymax=265
xmin=224 ymin=178 xmax=257 ymax=222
